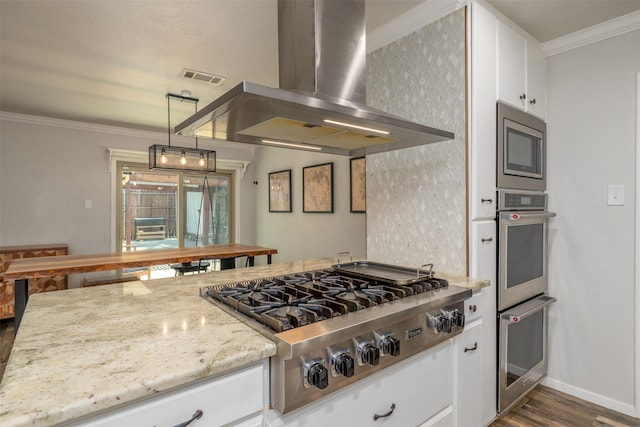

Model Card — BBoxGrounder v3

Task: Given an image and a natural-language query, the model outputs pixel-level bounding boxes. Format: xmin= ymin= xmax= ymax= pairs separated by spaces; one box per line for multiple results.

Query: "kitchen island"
xmin=0 ymin=258 xmax=489 ymax=427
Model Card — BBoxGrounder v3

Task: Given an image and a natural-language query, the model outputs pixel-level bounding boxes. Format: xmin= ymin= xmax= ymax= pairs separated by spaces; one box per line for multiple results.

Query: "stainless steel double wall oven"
xmin=496 ymin=102 xmax=556 ymax=414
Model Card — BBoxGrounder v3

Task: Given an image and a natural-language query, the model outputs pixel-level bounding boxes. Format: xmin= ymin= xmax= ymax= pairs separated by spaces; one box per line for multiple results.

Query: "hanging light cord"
xmin=167 ymin=95 xmax=172 ymax=148
xmin=166 ymin=93 xmax=200 ymax=149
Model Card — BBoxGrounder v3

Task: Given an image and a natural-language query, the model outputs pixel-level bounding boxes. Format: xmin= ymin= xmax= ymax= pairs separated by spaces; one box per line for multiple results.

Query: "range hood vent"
xmin=175 ymin=0 xmax=454 ymax=156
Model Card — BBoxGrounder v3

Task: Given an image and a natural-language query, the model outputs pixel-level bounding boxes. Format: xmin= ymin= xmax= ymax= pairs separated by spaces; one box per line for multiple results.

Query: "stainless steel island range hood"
xmin=175 ymin=0 xmax=454 ymax=157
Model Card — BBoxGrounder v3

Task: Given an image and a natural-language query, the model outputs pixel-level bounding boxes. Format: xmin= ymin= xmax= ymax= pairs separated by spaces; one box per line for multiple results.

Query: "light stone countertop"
xmin=0 ymin=258 xmax=489 ymax=427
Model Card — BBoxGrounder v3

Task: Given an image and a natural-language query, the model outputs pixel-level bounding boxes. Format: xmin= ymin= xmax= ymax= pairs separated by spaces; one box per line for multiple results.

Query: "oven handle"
xmin=499 ymin=211 xmax=556 ymax=220
xmin=501 ymin=295 xmax=557 ymax=324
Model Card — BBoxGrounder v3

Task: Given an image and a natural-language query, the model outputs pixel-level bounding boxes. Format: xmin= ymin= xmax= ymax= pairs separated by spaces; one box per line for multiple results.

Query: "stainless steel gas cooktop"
xmin=201 ymin=261 xmax=472 ymax=414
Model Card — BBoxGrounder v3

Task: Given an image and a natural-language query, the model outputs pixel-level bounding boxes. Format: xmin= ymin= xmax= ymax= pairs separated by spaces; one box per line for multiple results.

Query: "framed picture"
xmin=350 ymin=157 xmax=366 ymax=213
xmin=303 ymin=162 xmax=334 ymax=213
xmin=268 ymin=169 xmax=292 ymax=212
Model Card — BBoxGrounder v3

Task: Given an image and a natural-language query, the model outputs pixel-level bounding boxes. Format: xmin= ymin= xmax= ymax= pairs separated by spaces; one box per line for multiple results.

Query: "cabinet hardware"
xmin=464 ymin=342 xmax=478 ymax=353
xmin=468 ymin=304 xmax=477 ymax=313
xmin=373 ymin=403 xmax=396 ymax=421
xmin=481 ymin=237 xmax=493 ymax=243
xmin=519 ymin=93 xmax=526 ymax=100
xmin=481 ymin=198 xmax=493 ymax=204
xmin=173 ymin=409 xmax=203 ymax=427
xmin=530 ymin=98 xmax=536 ymax=105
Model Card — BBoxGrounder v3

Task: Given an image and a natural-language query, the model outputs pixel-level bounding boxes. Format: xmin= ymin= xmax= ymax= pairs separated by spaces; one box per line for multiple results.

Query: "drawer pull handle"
xmin=469 ymin=304 xmax=477 ymax=313
xmin=481 ymin=198 xmax=493 ymax=204
xmin=520 ymin=93 xmax=527 ymax=101
xmin=464 ymin=342 xmax=478 ymax=353
xmin=373 ymin=403 xmax=396 ymax=421
xmin=174 ymin=409 xmax=203 ymax=427
xmin=481 ymin=237 xmax=493 ymax=243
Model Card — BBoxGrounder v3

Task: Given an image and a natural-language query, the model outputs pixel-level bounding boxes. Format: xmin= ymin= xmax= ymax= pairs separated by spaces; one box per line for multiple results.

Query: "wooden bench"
xmin=135 ymin=225 xmax=166 ymax=240
xmin=134 ymin=218 xmax=166 ymax=240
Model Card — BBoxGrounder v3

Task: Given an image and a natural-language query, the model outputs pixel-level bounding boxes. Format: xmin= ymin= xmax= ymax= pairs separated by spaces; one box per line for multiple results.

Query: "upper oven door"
xmin=498 ymin=210 xmax=555 ymax=311
xmin=497 ymin=101 xmax=547 ymax=191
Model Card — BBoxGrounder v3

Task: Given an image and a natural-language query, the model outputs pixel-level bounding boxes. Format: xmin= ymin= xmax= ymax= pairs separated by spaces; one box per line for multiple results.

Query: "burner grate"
xmin=204 ymin=269 xmax=449 ymax=332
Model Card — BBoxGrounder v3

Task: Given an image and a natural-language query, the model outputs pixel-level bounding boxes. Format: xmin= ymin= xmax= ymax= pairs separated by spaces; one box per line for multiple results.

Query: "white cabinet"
xmin=266 ymin=341 xmax=454 ymax=427
xmin=526 ymin=40 xmax=547 ymax=118
xmin=455 ymin=320 xmax=484 ymax=427
xmin=497 ymin=21 xmax=546 ymax=119
xmin=469 ymin=1 xmax=497 ymax=220
xmin=470 ymin=221 xmax=496 ymax=287
xmin=75 ymin=362 xmax=266 ymax=427
xmin=468 ymin=221 xmax=497 ymax=425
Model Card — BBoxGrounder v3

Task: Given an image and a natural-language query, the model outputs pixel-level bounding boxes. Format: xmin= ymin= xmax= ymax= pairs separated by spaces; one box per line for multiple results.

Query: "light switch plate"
xmin=607 ymin=185 xmax=624 ymax=206
xmin=85 ymin=199 xmax=92 ymax=209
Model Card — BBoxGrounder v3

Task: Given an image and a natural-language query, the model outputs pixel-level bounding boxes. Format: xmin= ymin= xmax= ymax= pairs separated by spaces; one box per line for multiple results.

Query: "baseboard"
xmin=542 ymin=376 xmax=637 ymax=418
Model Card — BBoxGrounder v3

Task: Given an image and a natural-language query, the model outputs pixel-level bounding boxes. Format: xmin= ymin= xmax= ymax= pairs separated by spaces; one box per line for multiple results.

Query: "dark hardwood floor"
xmin=491 ymin=385 xmax=640 ymax=427
xmin=0 ymin=319 xmax=639 ymax=426
xmin=0 ymin=318 xmax=15 ymax=381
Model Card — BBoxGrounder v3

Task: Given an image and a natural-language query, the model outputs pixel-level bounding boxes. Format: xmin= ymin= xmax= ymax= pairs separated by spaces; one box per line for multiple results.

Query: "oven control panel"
xmin=498 ymin=190 xmax=547 ymax=211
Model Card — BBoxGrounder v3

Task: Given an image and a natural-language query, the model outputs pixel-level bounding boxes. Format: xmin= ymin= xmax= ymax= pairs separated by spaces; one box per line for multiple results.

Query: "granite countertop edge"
xmin=0 ymin=258 xmax=489 ymax=426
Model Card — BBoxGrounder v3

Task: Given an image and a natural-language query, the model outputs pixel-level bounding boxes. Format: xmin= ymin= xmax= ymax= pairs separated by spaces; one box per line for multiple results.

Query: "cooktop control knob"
xmin=307 ymin=363 xmax=329 ymax=389
xmin=381 ymin=336 xmax=400 ymax=357
xmin=334 ymin=353 xmax=355 ymax=377
xmin=361 ymin=344 xmax=380 ymax=366
xmin=450 ymin=309 xmax=465 ymax=328
xmin=428 ymin=313 xmax=452 ymax=333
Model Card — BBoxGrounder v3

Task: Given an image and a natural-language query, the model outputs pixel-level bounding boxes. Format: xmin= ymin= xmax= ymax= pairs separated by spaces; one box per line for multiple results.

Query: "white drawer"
xmin=464 ymin=291 xmax=483 ymax=322
xmin=77 ymin=362 xmax=265 ymax=427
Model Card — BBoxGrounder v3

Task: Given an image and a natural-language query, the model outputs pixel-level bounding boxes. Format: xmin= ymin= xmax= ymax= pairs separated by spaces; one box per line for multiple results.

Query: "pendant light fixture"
xmin=149 ymin=93 xmax=216 ymax=172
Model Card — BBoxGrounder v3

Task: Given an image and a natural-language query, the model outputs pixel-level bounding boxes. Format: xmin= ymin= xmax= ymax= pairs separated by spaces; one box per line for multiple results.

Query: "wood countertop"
xmin=4 ymin=244 xmax=278 ymax=280
xmin=0 ymin=244 xmax=68 ymax=254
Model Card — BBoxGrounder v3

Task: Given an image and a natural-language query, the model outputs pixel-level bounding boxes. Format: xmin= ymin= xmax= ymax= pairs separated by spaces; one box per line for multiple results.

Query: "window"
xmin=116 ymin=162 xmax=233 ymax=253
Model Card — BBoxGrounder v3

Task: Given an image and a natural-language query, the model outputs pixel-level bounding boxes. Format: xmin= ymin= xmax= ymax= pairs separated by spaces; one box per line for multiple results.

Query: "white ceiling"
xmin=0 ymin=0 xmax=638 ymax=134
xmin=486 ymin=0 xmax=639 ymax=42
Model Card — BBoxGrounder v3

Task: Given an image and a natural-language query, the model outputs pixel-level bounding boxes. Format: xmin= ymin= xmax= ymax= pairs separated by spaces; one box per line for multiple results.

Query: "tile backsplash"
xmin=366 ymin=9 xmax=466 ymax=274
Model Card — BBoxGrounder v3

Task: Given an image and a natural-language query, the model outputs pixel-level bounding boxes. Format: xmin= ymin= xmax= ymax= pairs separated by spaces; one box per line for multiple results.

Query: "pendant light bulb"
xmin=199 ymin=152 xmax=205 ymax=167
xmin=180 ymin=150 xmax=187 ymax=165
xmin=160 ymin=147 xmax=168 ymax=164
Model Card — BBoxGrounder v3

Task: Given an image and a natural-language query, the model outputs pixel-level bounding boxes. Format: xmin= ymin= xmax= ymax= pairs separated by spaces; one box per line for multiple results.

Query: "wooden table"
xmin=4 ymin=243 xmax=277 ymax=332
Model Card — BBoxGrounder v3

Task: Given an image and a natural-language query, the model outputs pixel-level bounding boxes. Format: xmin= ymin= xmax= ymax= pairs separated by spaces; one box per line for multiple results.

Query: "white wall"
xmin=544 ymin=29 xmax=640 ymax=414
xmin=253 ymin=146 xmax=366 ymax=264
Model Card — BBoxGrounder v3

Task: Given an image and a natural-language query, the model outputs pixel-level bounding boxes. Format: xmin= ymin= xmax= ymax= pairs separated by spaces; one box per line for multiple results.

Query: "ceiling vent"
xmin=181 ymin=68 xmax=226 ymax=86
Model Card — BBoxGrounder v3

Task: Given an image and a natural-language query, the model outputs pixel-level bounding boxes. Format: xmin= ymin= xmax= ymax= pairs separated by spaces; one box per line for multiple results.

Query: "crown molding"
xmin=542 ymin=10 xmax=640 ymax=57
xmin=367 ymin=0 xmax=465 ymax=53
xmin=0 ymin=111 xmax=255 ymax=154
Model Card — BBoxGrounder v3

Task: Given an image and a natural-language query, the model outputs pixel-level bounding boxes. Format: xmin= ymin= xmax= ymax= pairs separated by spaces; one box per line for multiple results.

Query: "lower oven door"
xmin=498 ymin=210 xmax=555 ymax=311
xmin=498 ymin=294 xmax=556 ymax=414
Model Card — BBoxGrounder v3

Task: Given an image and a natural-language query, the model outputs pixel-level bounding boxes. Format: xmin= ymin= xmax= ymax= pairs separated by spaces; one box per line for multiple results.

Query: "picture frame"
xmin=268 ymin=169 xmax=292 ymax=212
xmin=303 ymin=162 xmax=334 ymax=213
xmin=350 ymin=157 xmax=366 ymax=213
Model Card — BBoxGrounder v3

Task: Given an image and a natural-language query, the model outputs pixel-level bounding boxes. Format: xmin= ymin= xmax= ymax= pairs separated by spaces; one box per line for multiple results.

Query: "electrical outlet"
xmin=607 ymin=185 xmax=624 ymax=206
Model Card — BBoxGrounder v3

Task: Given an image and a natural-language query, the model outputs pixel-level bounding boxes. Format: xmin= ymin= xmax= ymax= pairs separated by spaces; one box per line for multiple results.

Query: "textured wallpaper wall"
xmin=365 ymin=8 xmax=467 ymax=274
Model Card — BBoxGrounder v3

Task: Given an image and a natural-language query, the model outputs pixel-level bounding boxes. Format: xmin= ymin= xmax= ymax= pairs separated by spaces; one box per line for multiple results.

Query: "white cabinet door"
xmin=464 ymin=290 xmax=484 ymax=324
xmin=76 ymin=362 xmax=265 ymax=427
xmin=497 ymin=21 xmax=526 ymax=110
xmin=526 ymin=41 xmax=547 ymax=119
xmin=267 ymin=341 xmax=454 ymax=427
xmin=497 ymin=20 xmax=547 ymax=120
xmin=455 ymin=320 xmax=484 ymax=427
xmin=469 ymin=1 xmax=497 ymax=220
xmin=469 ymin=221 xmax=497 ymax=425
xmin=470 ymin=220 xmax=496 ymax=286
